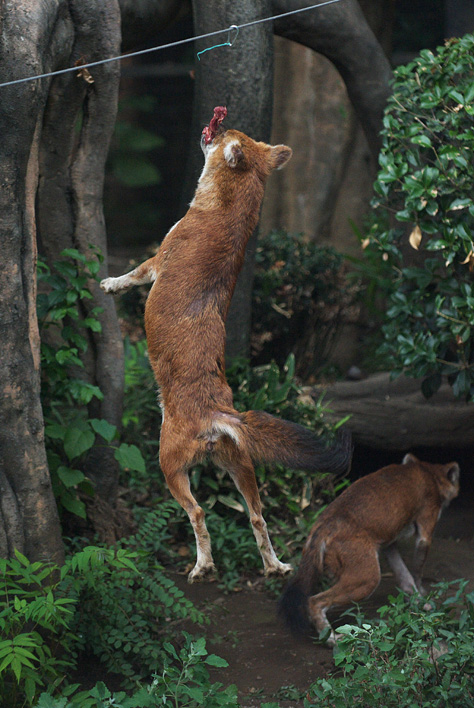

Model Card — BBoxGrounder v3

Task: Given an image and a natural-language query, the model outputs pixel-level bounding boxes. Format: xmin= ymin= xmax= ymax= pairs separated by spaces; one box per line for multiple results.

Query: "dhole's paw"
xmin=100 ymin=277 xmax=116 ymax=293
xmin=327 ymin=630 xmax=342 ymax=647
xmin=100 ymin=277 xmax=122 ymax=293
xmin=187 ymin=562 xmax=216 ymax=584
xmin=265 ymin=561 xmax=293 ymax=577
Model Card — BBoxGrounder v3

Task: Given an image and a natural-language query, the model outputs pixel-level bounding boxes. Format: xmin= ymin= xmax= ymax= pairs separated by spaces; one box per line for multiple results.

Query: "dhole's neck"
xmin=191 ymin=164 xmax=265 ymax=218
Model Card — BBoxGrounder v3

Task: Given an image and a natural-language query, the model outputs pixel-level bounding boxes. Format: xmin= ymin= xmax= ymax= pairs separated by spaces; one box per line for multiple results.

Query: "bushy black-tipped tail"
xmin=278 ymin=576 xmax=312 ymax=636
xmin=240 ymin=410 xmax=352 ymax=477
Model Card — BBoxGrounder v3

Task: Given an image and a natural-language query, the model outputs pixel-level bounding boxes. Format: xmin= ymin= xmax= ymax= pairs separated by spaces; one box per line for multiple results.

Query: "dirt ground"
xmin=170 ymin=495 xmax=474 ymax=707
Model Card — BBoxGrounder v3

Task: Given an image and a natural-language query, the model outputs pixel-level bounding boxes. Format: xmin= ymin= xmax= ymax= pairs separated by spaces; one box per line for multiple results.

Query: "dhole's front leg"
xmin=100 ymin=256 xmax=158 ymax=294
xmin=383 ymin=542 xmax=418 ymax=594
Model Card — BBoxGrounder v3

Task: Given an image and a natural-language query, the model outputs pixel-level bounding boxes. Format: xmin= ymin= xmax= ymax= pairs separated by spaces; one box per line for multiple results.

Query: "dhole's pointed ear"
xmin=224 ymin=141 xmax=245 ymax=168
xmin=269 ymin=145 xmax=292 ymax=170
xmin=402 ymin=453 xmax=418 ymax=465
xmin=445 ymin=462 xmax=460 ymax=484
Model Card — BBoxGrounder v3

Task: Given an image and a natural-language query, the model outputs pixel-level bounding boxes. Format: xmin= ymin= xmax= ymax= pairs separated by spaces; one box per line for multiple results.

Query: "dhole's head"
xmin=200 ymin=128 xmax=292 ymax=180
xmin=403 ymin=453 xmax=460 ymax=505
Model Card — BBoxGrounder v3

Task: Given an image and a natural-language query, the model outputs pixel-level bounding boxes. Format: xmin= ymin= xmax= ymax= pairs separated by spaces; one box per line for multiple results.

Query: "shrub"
xmin=307 ymin=580 xmax=474 ymax=707
xmin=68 ymin=506 xmax=207 ymax=684
xmin=252 ymin=230 xmax=357 ymax=379
xmin=35 ymin=633 xmax=237 ymax=708
xmin=38 ymin=249 xmax=146 ymax=519
xmin=0 ymin=529 xmax=208 ymax=706
xmin=365 ymin=34 xmax=474 ymax=400
xmin=0 ymin=551 xmax=76 ymax=706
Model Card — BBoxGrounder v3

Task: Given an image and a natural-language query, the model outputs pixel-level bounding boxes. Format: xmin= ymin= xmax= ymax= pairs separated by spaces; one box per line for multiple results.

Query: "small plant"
xmin=38 ymin=249 xmax=146 ymax=518
xmin=306 ymin=580 xmax=474 ymax=707
xmin=69 ymin=504 xmax=207 ymax=684
xmin=0 ymin=551 xmax=76 ymax=706
xmin=252 ymin=230 xmax=357 ymax=379
xmin=35 ymin=633 xmax=237 ymax=708
xmin=0 ymin=546 xmax=148 ymax=707
xmin=0 ymin=530 xmax=209 ymax=707
xmin=365 ymin=34 xmax=474 ymax=400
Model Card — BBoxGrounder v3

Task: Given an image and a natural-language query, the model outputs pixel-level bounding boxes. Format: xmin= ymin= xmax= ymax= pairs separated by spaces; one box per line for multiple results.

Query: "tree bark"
xmin=37 ymin=0 xmax=123 ymax=499
xmin=263 ymin=0 xmax=393 ymax=251
xmin=0 ymin=1 xmax=67 ymax=563
xmin=184 ymin=0 xmax=274 ymax=359
xmin=0 ymin=0 xmax=122 ymax=560
xmin=316 ymin=373 xmax=474 ymax=450
xmin=272 ymin=0 xmax=392 ymax=160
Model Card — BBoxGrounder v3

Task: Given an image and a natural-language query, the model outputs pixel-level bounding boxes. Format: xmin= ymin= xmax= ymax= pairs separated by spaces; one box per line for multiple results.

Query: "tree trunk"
xmin=0 ymin=2 xmax=66 ymax=563
xmin=184 ymin=0 xmax=274 ymax=359
xmin=260 ymin=39 xmax=361 ymax=247
xmin=262 ymin=0 xmax=393 ymax=249
xmin=273 ymin=0 xmax=392 ymax=159
xmin=316 ymin=373 xmax=474 ymax=450
xmin=37 ymin=0 xmax=123 ymax=500
xmin=0 ymin=0 xmax=122 ymax=560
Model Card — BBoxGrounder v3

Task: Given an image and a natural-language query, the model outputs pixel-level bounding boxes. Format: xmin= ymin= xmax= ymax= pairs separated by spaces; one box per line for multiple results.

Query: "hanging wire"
xmin=0 ymin=0 xmax=343 ymax=90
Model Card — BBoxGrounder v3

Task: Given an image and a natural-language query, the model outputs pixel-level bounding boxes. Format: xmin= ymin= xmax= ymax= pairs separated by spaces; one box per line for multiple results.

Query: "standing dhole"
xmin=279 ymin=454 xmax=460 ymax=644
xmin=101 ymin=107 xmax=352 ymax=582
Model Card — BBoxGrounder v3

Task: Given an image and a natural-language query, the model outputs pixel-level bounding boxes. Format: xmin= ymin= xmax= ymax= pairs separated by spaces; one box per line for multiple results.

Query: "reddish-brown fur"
xmin=279 ymin=454 xmax=460 ymax=644
xmin=101 ymin=124 xmax=352 ymax=582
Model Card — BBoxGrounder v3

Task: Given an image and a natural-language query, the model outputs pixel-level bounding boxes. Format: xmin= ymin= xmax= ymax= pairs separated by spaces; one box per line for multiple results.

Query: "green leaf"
xmin=57 ymin=466 xmax=86 ymax=488
xmin=448 ymin=198 xmax=472 ymax=211
xmin=44 ymin=424 xmax=66 ymax=440
xmin=90 ymin=418 xmax=117 ymax=443
xmin=217 ymin=495 xmax=245 ymax=513
xmin=13 ymin=549 xmax=30 ymax=567
xmin=411 ymin=134 xmax=432 ymax=148
xmin=114 ymin=444 xmax=146 ymax=473
xmin=205 ymin=654 xmax=229 ymax=667
xmin=59 ymin=491 xmax=87 ymax=519
xmin=82 ymin=317 xmax=102 ymax=333
xmin=63 ymin=427 xmax=95 ymax=461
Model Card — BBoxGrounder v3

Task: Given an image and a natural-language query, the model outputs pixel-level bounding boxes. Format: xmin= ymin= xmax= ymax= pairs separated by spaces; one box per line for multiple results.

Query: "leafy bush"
xmin=0 ymin=546 xmax=151 ymax=706
xmin=68 ymin=505 xmax=206 ymax=684
xmin=1 ymin=522 xmax=209 ymax=706
xmin=307 ymin=580 xmax=474 ymax=707
xmin=35 ymin=633 xmax=237 ymax=708
xmin=38 ymin=249 xmax=146 ymax=518
xmin=252 ymin=230 xmax=357 ymax=379
xmin=365 ymin=34 xmax=474 ymax=400
xmin=0 ymin=551 xmax=76 ymax=706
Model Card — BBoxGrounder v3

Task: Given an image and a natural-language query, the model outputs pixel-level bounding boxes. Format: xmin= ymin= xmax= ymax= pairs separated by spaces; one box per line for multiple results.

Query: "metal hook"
xmin=197 ymin=24 xmax=240 ymax=61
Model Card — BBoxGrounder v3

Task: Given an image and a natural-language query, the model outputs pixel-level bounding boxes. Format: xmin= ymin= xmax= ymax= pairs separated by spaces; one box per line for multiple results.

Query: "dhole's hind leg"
xmin=160 ymin=433 xmax=215 ymax=583
xmin=309 ymin=544 xmax=381 ymax=645
xmin=215 ymin=443 xmax=292 ymax=577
